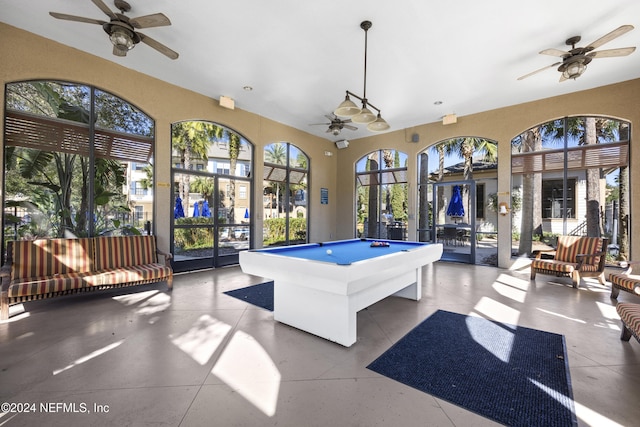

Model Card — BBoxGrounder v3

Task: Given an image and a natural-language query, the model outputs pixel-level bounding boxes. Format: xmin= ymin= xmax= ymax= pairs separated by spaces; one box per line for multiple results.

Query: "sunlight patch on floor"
xmin=212 ymin=330 xmax=281 ymax=417
xmin=574 ymin=399 xmax=625 ymax=427
xmin=53 ymin=340 xmax=123 ymax=375
xmin=170 ymin=314 xmax=231 ymax=365
xmin=472 ymin=296 xmax=521 ymax=327
xmin=535 ymin=308 xmax=587 ymax=324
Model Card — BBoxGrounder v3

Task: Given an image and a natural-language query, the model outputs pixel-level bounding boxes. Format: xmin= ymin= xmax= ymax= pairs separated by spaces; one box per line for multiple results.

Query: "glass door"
xmin=432 ymin=180 xmax=476 ymax=264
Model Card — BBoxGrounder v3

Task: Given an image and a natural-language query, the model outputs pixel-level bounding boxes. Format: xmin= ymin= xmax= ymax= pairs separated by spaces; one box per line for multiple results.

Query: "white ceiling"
xmin=2 ymin=0 xmax=640 ymax=141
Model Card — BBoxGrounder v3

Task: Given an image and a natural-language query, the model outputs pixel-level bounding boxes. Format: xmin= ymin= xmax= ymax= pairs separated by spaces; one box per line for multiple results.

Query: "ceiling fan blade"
xmin=91 ymin=0 xmax=118 ymax=20
xmin=517 ymin=62 xmax=561 ymax=80
xmin=540 ymin=48 xmax=570 ymax=57
xmin=588 ymin=46 xmax=636 ymax=58
xmin=113 ymin=45 xmax=127 ymax=57
xmin=49 ymin=12 xmax=105 ymax=25
xmin=586 ymin=25 xmax=634 ymax=50
xmin=138 ymin=33 xmax=179 ymax=59
xmin=309 ymin=123 xmax=331 ymax=126
xmin=129 ymin=13 xmax=171 ymax=29
xmin=344 ymin=125 xmax=358 ymax=131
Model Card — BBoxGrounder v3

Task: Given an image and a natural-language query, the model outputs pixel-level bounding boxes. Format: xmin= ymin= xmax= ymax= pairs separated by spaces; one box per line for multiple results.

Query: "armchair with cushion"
xmin=530 ymin=235 xmax=608 ymax=288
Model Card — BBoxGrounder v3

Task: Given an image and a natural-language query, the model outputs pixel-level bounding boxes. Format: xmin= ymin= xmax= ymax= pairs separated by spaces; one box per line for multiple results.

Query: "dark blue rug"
xmin=367 ymin=310 xmax=577 ymax=427
xmin=224 ymin=281 xmax=274 ymax=311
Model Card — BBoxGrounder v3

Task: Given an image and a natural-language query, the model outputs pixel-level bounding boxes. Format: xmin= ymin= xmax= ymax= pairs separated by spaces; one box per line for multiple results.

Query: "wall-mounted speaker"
xmin=411 ymin=133 xmax=419 ymax=143
xmin=335 ymin=139 xmax=349 ymax=149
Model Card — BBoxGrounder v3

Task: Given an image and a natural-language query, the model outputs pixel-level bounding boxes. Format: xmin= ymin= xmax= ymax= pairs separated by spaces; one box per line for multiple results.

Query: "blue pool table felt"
xmin=253 ymin=239 xmax=427 ymax=265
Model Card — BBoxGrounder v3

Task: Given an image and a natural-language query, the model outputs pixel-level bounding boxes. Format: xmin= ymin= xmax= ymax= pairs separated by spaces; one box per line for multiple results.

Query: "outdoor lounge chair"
xmin=530 ymin=235 xmax=608 ymax=288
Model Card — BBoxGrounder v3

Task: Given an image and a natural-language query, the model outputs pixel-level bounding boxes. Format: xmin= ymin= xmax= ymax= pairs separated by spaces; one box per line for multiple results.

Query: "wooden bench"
xmin=616 ymin=303 xmax=640 ymax=344
xmin=1 ymin=235 xmax=172 ymax=320
xmin=530 ymin=235 xmax=608 ymax=288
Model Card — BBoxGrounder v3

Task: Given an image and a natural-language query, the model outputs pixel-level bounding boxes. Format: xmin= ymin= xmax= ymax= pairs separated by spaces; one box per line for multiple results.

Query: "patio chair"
xmin=530 ymin=235 xmax=608 ymax=288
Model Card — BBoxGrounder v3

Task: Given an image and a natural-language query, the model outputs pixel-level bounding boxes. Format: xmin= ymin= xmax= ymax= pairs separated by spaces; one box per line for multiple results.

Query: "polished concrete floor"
xmin=1 ymin=260 xmax=639 ymax=426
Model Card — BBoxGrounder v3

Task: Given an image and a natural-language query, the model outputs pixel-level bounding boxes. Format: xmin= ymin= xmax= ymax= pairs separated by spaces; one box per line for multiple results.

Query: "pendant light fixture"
xmin=334 ymin=21 xmax=390 ymax=132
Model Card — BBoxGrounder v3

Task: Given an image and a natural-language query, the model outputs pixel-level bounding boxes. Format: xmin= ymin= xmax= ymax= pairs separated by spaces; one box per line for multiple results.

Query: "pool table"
xmin=239 ymin=238 xmax=443 ymax=347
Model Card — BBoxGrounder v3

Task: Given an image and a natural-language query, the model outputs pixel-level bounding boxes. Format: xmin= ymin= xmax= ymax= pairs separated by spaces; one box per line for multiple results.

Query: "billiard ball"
xmin=326 ymin=249 xmax=332 ymax=255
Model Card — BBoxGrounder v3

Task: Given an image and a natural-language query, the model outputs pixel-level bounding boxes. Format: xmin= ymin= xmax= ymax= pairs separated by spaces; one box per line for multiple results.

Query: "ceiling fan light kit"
xmin=518 ymin=25 xmax=635 ymax=82
xmin=49 ymin=0 xmax=179 ymax=59
xmin=109 ymin=26 xmax=135 ymax=51
xmin=561 ymin=61 xmax=587 ymax=80
xmin=334 ymin=21 xmax=389 ymax=133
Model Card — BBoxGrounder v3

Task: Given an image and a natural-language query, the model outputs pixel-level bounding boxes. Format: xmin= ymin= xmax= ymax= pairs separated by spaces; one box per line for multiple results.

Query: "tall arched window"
xmin=263 ymin=142 xmax=308 ymax=247
xmin=171 ymin=121 xmax=253 ymax=271
xmin=3 ymin=80 xmax=155 ymax=249
xmin=356 ymin=149 xmax=408 ymax=240
xmin=511 ymin=116 xmax=630 ymax=260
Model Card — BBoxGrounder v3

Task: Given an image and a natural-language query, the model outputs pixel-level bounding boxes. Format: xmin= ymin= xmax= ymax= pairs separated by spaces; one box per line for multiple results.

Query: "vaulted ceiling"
xmin=2 ymin=0 xmax=639 ymax=141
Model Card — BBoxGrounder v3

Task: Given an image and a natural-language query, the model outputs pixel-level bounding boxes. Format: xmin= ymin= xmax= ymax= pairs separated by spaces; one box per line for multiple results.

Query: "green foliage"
xmin=263 ymin=217 xmax=307 ymax=246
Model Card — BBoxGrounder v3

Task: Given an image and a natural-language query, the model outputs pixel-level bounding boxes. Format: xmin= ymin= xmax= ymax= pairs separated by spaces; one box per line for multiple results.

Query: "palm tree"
xmin=172 ymin=121 xmax=219 ymax=212
xmin=618 ymin=123 xmax=630 ymax=260
xmin=225 ymin=132 xmax=242 ymax=224
xmin=444 ymin=137 xmax=498 ymax=223
xmin=513 ymin=128 xmax=542 ymax=255
xmin=265 ymin=143 xmax=287 ymax=218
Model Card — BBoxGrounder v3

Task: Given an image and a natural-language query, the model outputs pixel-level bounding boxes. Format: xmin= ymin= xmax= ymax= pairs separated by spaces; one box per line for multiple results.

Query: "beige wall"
xmin=1 ymin=23 xmax=638 ymax=268
xmin=0 ymin=23 xmax=337 ymax=252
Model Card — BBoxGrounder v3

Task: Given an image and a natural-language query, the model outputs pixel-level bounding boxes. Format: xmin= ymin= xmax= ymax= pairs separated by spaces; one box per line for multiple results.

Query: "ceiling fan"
xmin=310 ymin=114 xmax=358 ymax=136
xmin=49 ymin=0 xmax=178 ymax=60
xmin=518 ymin=25 xmax=635 ymax=82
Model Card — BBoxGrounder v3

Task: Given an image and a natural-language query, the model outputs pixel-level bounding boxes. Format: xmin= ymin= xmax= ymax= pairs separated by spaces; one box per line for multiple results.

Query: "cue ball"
xmin=326 ymin=249 xmax=332 ymax=255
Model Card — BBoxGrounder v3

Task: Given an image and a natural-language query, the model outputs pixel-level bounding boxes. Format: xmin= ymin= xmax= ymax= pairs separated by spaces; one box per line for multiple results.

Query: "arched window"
xmin=356 ymin=149 xmax=408 ymax=240
xmin=511 ymin=116 xmax=630 ymax=259
xmin=171 ymin=121 xmax=253 ymax=271
xmin=263 ymin=142 xmax=308 ymax=247
xmin=3 ymin=80 xmax=154 ymax=247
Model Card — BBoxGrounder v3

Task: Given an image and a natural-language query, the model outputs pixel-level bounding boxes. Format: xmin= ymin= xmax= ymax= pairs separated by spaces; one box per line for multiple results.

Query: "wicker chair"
xmin=530 ymin=235 xmax=608 ymax=288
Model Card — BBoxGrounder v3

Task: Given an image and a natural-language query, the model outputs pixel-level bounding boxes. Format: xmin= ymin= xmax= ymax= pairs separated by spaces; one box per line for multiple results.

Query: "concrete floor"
xmin=1 ymin=260 xmax=639 ymax=426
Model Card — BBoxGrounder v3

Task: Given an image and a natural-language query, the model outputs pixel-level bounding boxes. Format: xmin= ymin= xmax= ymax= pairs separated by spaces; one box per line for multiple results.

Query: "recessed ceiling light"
xmin=243 ymin=86 xmax=253 ymax=91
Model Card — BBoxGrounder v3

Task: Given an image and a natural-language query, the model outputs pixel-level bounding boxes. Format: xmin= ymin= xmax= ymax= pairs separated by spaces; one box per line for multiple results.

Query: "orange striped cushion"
xmin=93 ymin=236 xmax=157 ymax=271
xmin=11 ymin=238 xmax=93 ymax=280
xmin=610 ymin=274 xmax=640 ymax=294
xmin=85 ymin=264 xmax=172 ymax=287
xmin=531 ymin=259 xmax=575 ymax=273
xmin=555 ymin=236 xmax=602 ymax=265
xmin=8 ymin=272 xmax=88 ymax=297
xmin=617 ymin=303 xmax=640 ymax=338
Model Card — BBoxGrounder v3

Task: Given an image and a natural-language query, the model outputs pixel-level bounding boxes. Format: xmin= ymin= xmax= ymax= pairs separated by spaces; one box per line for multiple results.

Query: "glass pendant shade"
xmin=367 ymin=114 xmax=390 ymax=132
xmin=562 ymin=62 xmax=586 ymax=80
xmin=351 ymin=106 xmax=376 ymax=124
xmin=110 ymin=28 xmax=135 ymax=51
xmin=334 ymin=96 xmax=361 ymax=117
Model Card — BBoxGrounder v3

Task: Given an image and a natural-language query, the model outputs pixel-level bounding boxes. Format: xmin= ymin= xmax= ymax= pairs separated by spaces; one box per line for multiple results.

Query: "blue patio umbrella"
xmin=193 ymin=201 xmax=200 ymax=217
xmin=244 ymin=208 xmax=249 ymax=219
xmin=446 ymin=185 xmax=465 ymax=218
xmin=201 ymin=200 xmax=211 ymax=217
xmin=174 ymin=197 xmax=185 ymax=219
